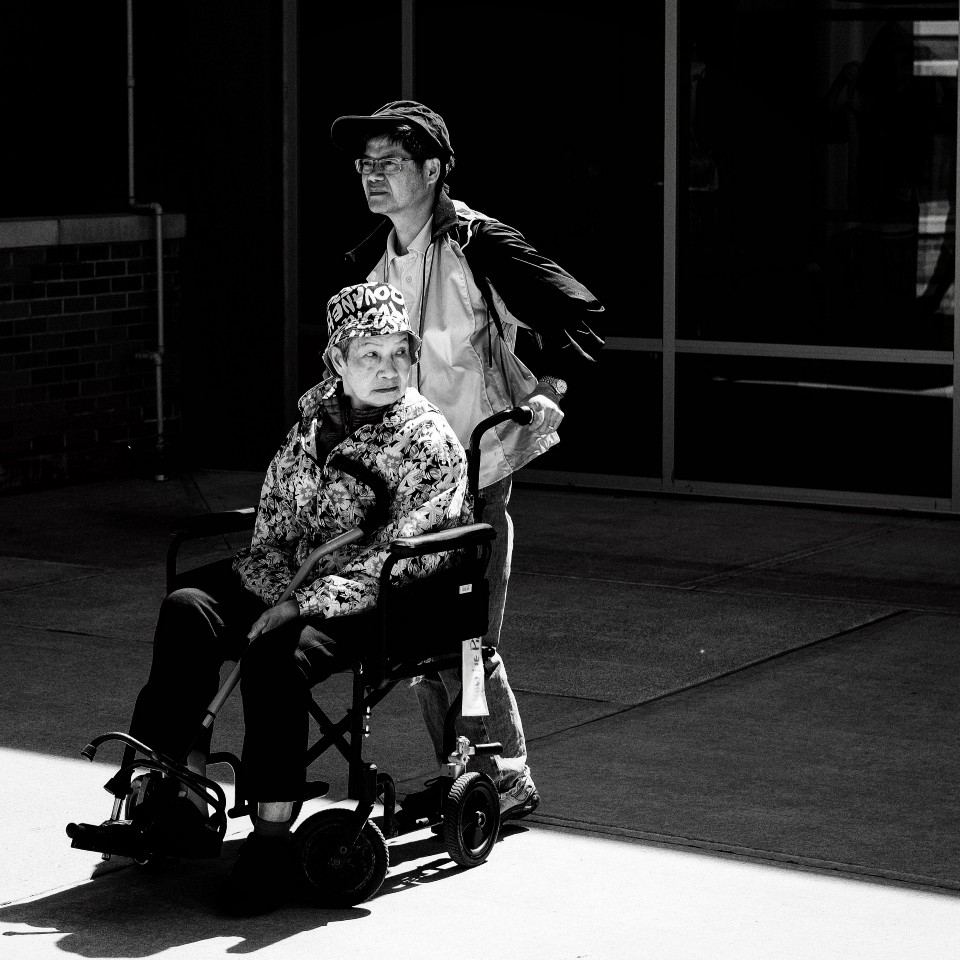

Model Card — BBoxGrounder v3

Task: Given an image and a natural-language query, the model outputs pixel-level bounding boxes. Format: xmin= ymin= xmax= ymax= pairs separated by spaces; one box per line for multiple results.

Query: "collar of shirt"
xmin=386 ymin=216 xmax=433 ymax=266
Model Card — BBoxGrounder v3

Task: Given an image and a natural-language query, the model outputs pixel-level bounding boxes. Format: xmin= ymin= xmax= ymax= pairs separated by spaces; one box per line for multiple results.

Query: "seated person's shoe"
xmin=395 ymin=777 xmax=442 ymax=830
xmin=69 ymin=773 xmax=221 ymax=861
xmin=499 ymin=777 xmax=540 ymax=822
xmin=146 ymin=796 xmax=222 ymax=859
xmin=222 ymin=833 xmax=297 ymax=916
xmin=129 ymin=774 xmax=222 ymax=859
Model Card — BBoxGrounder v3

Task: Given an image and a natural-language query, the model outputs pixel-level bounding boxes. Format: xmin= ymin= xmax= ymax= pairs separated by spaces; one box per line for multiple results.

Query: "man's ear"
xmin=424 ymin=157 xmax=441 ymax=186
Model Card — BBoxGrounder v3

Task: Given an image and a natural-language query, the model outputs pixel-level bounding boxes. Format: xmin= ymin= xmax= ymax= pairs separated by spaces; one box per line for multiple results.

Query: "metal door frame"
xmin=534 ymin=2 xmax=960 ymax=514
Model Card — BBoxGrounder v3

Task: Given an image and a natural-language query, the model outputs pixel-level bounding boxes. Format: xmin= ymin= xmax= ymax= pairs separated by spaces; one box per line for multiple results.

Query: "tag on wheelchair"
xmin=461 ymin=637 xmax=489 ymax=717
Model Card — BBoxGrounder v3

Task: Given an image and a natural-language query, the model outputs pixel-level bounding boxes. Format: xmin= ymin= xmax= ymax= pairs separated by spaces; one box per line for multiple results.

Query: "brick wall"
xmin=0 ymin=219 xmax=183 ymax=492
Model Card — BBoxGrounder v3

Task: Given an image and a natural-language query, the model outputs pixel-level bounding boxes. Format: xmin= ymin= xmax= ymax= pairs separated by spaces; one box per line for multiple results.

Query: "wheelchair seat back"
xmin=377 ymin=561 xmax=490 ymax=670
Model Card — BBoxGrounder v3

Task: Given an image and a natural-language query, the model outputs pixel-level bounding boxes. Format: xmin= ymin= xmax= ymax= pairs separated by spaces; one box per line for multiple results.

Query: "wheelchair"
xmin=66 ymin=406 xmax=533 ymax=907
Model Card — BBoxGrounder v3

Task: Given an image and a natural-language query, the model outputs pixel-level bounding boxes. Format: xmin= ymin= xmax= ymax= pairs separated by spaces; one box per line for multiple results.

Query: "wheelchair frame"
xmin=67 ymin=405 xmax=533 ymax=907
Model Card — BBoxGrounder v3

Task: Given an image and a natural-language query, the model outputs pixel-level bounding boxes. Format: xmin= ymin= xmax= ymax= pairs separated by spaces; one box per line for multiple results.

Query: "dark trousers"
xmin=129 ymin=558 xmax=371 ymax=800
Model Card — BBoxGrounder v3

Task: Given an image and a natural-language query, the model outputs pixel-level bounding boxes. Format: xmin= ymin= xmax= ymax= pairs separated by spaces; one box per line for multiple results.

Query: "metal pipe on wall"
xmin=401 ymin=0 xmax=416 ymax=98
xmin=282 ymin=0 xmax=299 ymax=420
xmin=126 ymin=0 xmax=167 ymax=481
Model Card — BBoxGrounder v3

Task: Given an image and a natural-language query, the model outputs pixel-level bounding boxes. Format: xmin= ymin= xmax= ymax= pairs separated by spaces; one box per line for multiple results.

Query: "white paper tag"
xmin=461 ymin=637 xmax=489 ymax=717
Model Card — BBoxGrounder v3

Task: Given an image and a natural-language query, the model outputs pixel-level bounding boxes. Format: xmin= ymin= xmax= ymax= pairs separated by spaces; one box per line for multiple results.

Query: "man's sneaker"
xmin=222 ymin=833 xmax=297 ymax=916
xmin=499 ymin=778 xmax=539 ymax=822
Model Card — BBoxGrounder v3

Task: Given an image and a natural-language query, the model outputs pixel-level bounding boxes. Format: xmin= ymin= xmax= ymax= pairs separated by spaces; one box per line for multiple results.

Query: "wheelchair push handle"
xmin=467 ymin=406 xmax=534 ymax=500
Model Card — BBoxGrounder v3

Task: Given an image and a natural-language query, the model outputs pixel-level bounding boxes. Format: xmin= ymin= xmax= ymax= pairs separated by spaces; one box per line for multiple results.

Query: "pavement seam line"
xmin=691 ymin=583 xmax=960 ymax=617
xmin=0 ymin=572 xmax=111 ymax=596
xmin=512 ymin=608 xmax=913 ymax=743
xmin=677 ymin=524 xmax=902 ymax=589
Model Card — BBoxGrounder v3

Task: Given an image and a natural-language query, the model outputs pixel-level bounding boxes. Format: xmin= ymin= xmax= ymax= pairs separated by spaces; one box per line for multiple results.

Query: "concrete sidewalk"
xmin=1 ymin=470 xmax=959 ymax=958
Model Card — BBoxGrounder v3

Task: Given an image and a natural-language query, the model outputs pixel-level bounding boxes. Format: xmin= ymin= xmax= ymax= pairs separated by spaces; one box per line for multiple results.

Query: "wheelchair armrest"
xmin=170 ymin=508 xmax=257 ymax=539
xmin=387 ymin=522 xmax=496 ymax=560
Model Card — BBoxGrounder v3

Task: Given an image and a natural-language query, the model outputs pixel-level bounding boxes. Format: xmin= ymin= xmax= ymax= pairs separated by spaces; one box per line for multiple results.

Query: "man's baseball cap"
xmin=322 ymin=282 xmax=421 ymax=374
xmin=330 ymin=100 xmax=454 ymax=161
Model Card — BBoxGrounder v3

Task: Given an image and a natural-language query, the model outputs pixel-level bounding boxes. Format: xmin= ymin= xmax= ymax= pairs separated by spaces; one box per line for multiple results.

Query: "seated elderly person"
xmin=126 ymin=281 xmax=470 ymax=914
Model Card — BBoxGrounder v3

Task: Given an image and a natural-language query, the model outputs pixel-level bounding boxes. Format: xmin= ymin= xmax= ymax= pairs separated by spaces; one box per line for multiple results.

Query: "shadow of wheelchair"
xmin=377 ymin=819 xmax=534 ymax=895
xmin=1 ymin=823 xmax=535 ymax=956
xmin=0 ymin=837 xmax=366 ymax=958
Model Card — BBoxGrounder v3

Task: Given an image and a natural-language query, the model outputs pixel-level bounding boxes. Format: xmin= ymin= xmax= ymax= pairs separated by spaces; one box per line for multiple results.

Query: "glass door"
xmin=673 ymin=0 xmax=959 ymax=510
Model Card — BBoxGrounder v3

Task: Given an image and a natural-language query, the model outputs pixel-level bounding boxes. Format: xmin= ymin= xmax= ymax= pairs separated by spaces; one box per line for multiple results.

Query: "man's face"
xmin=331 ymin=332 xmax=413 ymax=410
xmin=361 ymin=135 xmax=435 ymax=217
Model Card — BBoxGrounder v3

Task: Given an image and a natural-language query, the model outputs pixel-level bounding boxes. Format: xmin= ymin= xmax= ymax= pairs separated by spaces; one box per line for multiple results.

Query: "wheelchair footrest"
xmin=67 ymin=820 xmax=152 ymax=860
xmin=67 ymin=815 xmax=223 ymax=861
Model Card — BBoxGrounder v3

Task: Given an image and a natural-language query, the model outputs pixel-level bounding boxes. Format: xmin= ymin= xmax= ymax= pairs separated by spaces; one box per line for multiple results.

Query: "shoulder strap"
xmin=458 ymin=220 xmax=506 ymax=342
xmin=328 ymin=453 xmax=390 ymax=535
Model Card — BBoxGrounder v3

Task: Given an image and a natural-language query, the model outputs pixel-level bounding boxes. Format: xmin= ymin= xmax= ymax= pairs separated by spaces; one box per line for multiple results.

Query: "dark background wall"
xmin=2 ymin=0 xmax=286 ymax=475
xmin=301 ymin=0 xmax=662 ymax=479
xmin=3 ymin=0 xmax=658 ymax=480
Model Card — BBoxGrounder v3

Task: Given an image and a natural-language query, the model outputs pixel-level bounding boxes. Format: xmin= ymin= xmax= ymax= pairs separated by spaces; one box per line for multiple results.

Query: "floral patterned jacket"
xmin=232 ymin=378 xmax=471 ymax=619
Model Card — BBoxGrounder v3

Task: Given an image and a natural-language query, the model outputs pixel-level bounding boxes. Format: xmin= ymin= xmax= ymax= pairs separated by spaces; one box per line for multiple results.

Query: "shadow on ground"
xmin=0 ymin=823 xmax=535 ymax=958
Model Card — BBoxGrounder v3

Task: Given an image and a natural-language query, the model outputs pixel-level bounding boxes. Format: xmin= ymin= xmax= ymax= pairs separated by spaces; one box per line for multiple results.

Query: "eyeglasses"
xmin=355 ymin=157 xmax=416 ymax=175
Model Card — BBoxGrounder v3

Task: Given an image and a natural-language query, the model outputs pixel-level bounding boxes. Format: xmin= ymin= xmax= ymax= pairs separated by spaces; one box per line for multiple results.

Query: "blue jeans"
xmin=414 ymin=475 xmax=530 ymax=789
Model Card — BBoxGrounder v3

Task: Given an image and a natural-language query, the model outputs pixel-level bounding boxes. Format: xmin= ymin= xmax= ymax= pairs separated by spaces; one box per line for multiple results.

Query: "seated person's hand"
xmin=248 ymin=599 xmax=299 ymax=640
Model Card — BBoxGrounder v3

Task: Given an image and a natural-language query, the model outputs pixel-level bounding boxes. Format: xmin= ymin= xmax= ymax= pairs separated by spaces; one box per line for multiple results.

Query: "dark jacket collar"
xmin=430 ymin=189 xmax=459 ymax=240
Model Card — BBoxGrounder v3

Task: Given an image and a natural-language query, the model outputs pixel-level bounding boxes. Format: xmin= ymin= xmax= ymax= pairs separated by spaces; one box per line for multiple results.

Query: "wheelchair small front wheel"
xmin=295 ymin=809 xmax=389 ymax=907
xmin=441 ymin=772 xmax=500 ymax=868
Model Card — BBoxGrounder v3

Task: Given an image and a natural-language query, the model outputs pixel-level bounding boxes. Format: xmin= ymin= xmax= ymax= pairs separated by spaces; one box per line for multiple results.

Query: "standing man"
xmin=330 ymin=101 xmax=604 ymax=823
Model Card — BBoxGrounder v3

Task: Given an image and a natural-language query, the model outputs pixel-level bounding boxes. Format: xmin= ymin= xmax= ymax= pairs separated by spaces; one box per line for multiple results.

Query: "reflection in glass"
xmin=675 ymin=355 xmax=952 ymax=496
xmin=679 ymin=3 xmax=958 ymax=349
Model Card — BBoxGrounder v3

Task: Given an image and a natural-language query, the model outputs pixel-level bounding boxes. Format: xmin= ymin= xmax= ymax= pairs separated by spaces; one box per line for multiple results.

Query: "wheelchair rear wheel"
xmin=441 ymin=772 xmax=500 ymax=868
xmin=295 ymin=808 xmax=389 ymax=907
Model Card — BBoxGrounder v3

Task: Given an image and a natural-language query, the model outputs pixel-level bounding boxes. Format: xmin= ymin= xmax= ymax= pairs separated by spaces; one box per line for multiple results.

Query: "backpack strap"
xmin=328 ymin=453 xmax=390 ymax=535
xmin=455 ymin=220 xmax=508 ymax=370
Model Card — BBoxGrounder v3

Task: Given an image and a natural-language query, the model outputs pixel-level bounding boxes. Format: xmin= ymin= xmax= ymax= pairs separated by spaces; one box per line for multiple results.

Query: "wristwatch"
xmin=539 ymin=376 xmax=568 ymax=401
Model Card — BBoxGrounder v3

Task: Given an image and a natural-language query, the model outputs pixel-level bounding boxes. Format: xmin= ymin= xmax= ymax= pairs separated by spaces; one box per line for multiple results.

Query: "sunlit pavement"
xmin=1 ymin=747 xmax=958 ymax=960
xmin=3 ymin=473 xmax=960 ymax=957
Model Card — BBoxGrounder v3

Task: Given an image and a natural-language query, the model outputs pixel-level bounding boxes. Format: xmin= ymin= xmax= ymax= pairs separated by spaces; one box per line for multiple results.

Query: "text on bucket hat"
xmin=330 ymin=100 xmax=453 ymax=161
xmin=323 ymin=282 xmax=422 ymax=371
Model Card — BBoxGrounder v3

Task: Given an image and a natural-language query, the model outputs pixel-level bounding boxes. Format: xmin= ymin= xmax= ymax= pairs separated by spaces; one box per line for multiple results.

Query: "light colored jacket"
xmin=233 ymin=380 xmax=470 ymax=619
xmin=346 ymin=193 xmax=605 ymax=489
